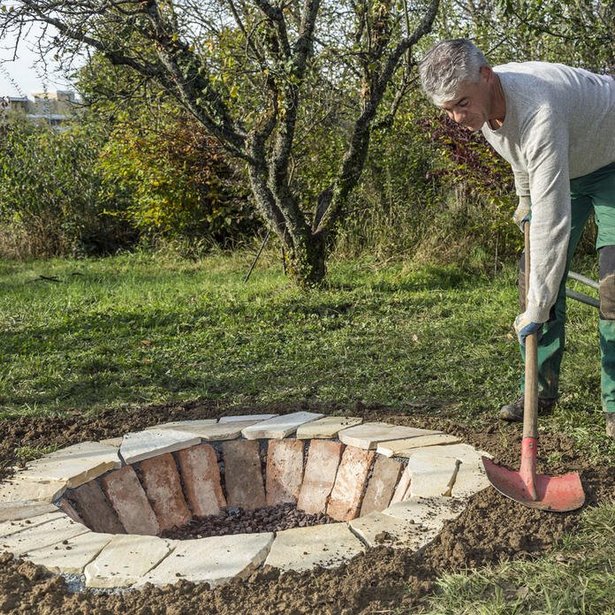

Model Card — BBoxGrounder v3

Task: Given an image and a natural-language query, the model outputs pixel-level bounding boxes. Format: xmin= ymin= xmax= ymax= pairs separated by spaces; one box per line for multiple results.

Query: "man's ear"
xmin=480 ymin=65 xmax=493 ymax=82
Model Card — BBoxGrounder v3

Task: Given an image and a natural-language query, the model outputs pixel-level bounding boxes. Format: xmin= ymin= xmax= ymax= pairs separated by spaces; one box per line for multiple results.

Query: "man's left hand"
xmin=514 ymin=313 xmax=543 ymax=345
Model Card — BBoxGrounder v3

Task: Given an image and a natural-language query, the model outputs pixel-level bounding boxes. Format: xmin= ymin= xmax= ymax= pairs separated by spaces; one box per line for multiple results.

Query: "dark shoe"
xmin=499 ymin=396 xmax=557 ymax=422
xmin=606 ymin=413 xmax=615 ymax=439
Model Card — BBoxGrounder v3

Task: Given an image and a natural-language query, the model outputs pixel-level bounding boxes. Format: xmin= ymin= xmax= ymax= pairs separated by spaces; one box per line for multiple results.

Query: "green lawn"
xmin=1 ymin=250 xmax=613 ymax=612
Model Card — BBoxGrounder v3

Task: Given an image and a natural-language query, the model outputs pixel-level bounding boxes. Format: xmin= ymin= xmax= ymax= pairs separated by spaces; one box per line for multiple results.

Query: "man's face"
xmin=439 ymin=67 xmax=492 ymax=132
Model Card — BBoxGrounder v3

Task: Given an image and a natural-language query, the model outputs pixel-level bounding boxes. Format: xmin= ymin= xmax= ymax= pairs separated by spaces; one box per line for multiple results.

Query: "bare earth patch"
xmin=1 ymin=401 xmax=613 ymax=614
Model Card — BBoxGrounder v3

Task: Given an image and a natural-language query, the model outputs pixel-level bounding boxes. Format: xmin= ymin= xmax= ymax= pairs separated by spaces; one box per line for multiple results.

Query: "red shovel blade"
xmin=482 ymin=454 xmax=585 ymax=512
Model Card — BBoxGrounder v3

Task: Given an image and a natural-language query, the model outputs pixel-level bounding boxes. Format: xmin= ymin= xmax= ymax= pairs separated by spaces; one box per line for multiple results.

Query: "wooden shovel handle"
xmin=523 ymin=222 xmax=539 ymax=440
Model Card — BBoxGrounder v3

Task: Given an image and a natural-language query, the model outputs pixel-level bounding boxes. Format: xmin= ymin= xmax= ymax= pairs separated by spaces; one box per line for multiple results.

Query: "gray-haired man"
xmin=419 ymin=39 xmax=615 ymax=439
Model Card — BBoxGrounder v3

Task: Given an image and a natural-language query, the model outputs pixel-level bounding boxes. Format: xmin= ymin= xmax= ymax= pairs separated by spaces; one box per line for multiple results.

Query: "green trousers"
xmin=519 ymin=162 xmax=615 ymax=414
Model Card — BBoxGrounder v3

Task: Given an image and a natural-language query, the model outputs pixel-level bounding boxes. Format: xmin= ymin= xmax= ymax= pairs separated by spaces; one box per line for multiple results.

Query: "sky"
xmin=0 ymin=23 xmax=78 ymax=98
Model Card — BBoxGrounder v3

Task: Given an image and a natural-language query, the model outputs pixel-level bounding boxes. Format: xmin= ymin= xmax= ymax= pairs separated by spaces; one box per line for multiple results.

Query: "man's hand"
xmin=513 ymin=196 xmax=531 ymax=231
xmin=514 ymin=313 xmax=543 ymax=345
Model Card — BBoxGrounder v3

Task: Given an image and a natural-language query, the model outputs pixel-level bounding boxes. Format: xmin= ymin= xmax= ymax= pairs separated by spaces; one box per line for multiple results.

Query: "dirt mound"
xmin=1 ymin=401 xmax=613 ymax=614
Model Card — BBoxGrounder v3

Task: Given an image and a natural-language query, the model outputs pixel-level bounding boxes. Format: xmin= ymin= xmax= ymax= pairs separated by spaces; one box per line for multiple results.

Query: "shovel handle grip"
xmin=523 ymin=223 xmax=539 ymax=440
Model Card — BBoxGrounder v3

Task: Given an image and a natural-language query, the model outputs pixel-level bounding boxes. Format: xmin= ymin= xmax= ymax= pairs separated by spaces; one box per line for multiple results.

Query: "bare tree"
xmin=0 ymin=0 xmax=439 ymax=286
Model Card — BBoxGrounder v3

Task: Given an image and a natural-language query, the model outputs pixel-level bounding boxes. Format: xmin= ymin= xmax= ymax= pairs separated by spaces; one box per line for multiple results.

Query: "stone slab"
xmin=383 ymin=496 xmax=465 ymax=547
xmin=349 ymin=511 xmax=429 ymax=549
xmin=241 ymin=412 xmax=324 ymax=440
xmin=0 ymin=511 xmax=65 ymax=538
xmin=296 ymin=417 xmax=363 ymax=439
xmin=99 ymin=437 xmax=124 ymax=448
xmin=390 ymin=465 xmax=411 ymax=504
xmin=67 ymin=481 xmax=125 ymax=534
xmin=297 ymin=440 xmax=343 ymax=514
xmin=100 ymin=466 xmax=160 ymax=535
xmin=26 ymin=530 xmax=114 ymax=574
xmin=222 ymin=440 xmax=266 ymax=509
xmin=176 ymin=444 xmax=226 ymax=516
xmin=0 ymin=477 xmax=67 ymax=503
xmin=84 ymin=534 xmax=173 ymax=588
xmin=338 ymin=423 xmax=441 ymax=450
xmin=266 ymin=439 xmax=304 ymax=506
xmin=144 ymin=419 xmax=218 ymax=432
xmin=219 ymin=414 xmax=278 ymax=423
xmin=360 ymin=456 xmax=403 ymax=516
xmin=0 ymin=500 xmax=57 ymax=523
xmin=17 ymin=441 xmax=121 ymax=489
xmin=376 ymin=434 xmax=462 ymax=457
xmin=119 ymin=429 xmax=201 ymax=464
xmin=139 ymin=453 xmax=192 ymax=531
xmin=264 ymin=523 xmax=364 ymax=572
xmin=160 ymin=421 xmax=259 ymax=442
xmin=406 ymin=443 xmax=490 ymax=499
xmin=0 ymin=513 xmax=89 ymax=556
xmin=326 ymin=447 xmax=375 ymax=521
xmin=135 ymin=533 xmax=274 ymax=587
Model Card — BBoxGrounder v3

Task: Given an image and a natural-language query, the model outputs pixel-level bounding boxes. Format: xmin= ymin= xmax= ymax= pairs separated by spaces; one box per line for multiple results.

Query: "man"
xmin=418 ymin=39 xmax=615 ymax=439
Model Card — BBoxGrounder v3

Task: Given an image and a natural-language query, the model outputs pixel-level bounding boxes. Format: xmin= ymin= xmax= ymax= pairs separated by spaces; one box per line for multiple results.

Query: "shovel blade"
xmin=482 ymin=456 xmax=585 ymax=512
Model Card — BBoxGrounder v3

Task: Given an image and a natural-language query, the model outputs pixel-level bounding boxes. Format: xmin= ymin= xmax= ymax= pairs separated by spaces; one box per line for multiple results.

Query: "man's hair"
xmin=419 ymin=39 xmax=488 ymax=106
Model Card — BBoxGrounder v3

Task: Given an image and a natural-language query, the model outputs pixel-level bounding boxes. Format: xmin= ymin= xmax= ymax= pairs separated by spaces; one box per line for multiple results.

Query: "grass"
xmin=0 ymin=250 xmax=613 ymax=459
xmin=422 ymin=503 xmax=615 ymax=614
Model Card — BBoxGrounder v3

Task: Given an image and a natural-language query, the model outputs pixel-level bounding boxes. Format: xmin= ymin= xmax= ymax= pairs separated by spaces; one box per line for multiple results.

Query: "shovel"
xmin=482 ymin=222 xmax=585 ymax=512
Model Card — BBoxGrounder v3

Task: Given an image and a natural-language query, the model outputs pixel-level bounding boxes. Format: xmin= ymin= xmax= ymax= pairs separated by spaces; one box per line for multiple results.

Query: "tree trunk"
xmin=283 ymin=231 xmax=327 ymax=288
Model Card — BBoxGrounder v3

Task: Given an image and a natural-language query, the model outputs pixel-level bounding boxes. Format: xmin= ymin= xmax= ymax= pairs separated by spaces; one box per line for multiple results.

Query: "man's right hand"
xmin=513 ymin=196 xmax=531 ymax=231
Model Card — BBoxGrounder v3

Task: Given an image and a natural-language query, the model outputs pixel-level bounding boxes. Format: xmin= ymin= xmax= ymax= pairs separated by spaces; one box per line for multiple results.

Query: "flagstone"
xmin=135 ymin=533 xmax=274 ymax=587
xmin=99 ymin=437 xmax=124 ymax=448
xmin=100 ymin=466 xmax=160 ymax=535
xmin=265 ymin=439 xmax=304 ymax=506
xmin=376 ymin=433 xmax=462 ymax=457
xmin=390 ymin=465 xmax=411 ymax=504
xmin=26 ymin=530 xmax=114 ymax=574
xmin=176 ymin=444 xmax=226 ymax=516
xmin=338 ymin=423 xmax=441 ymax=450
xmin=241 ymin=412 xmax=324 ymax=440
xmin=349 ymin=511 xmax=428 ymax=548
xmin=0 ymin=511 xmax=65 ymax=538
xmin=218 ymin=414 xmax=278 ymax=423
xmin=17 ymin=441 xmax=121 ymax=489
xmin=0 ymin=477 xmax=67 ymax=503
xmin=0 ymin=500 xmax=57 ymax=523
xmin=326 ymin=447 xmax=375 ymax=521
xmin=119 ymin=429 xmax=201 ymax=464
xmin=297 ymin=440 xmax=343 ymax=514
xmin=156 ymin=421 xmax=259 ymax=442
xmin=296 ymin=416 xmax=363 ymax=439
xmin=67 ymin=481 xmax=125 ymax=534
xmin=139 ymin=453 xmax=192 ymax=531
xmin=359 ymin=456 xmax=403 ymax=516
xmin=0 ymin=513 xmax=89 ymax=556
xmin=144 ymin=419 xmax=217 ymax=432
xmin=264 ymin=524 xmax=364 ymax=572
xmin=84 ymin=534 xmax=174 ymax=588
xmin=222 ymin=440 xmax=266 ymax=509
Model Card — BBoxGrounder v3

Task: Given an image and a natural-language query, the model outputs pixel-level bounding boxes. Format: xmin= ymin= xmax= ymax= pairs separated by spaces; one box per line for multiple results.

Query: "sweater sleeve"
xmin=522 ymin=106 xmax=571 ymax=323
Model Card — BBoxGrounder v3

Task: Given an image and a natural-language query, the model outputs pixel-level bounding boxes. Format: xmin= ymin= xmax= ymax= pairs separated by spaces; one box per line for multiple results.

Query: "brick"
xmin=139 ymin=453 xmax=192 ymax=531
xmin=360 ymin=456 xmax=403 ymax=516
xmin=265 ymin=439 xmax=304 ymax=506
xmin=326 ymin=447 xmax=375 ymax=521
xmin=296 ymin=416 xmax=363 ymax=439
xmin=241 ymin=412 xmax=324 ymax=439
xmin=296 ymin=440 xmax=343 ymax=514
xmin=57 ymin=498 xmax=83 ymax=524
xmin=68 ymin=481 xmax=125 ymax=534
xmin=100 ymin=466 xmax=160 ymax=535
xmin=176 ymin=444 xmax=226 ymax=517
xmin=222 ymin=440 xmax=266 ymax=509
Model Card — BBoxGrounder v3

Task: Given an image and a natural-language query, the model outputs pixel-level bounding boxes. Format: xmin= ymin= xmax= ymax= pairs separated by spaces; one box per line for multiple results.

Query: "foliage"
xmin=0 ymin=116 xmax=134 ymax=258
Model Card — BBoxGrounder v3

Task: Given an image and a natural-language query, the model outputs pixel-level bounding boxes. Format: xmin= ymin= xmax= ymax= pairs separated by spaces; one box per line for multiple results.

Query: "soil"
xmin=1 ymin=400 xmax=614 ymax=614
xmin=162 ymin=504 xmax=335 ymax=540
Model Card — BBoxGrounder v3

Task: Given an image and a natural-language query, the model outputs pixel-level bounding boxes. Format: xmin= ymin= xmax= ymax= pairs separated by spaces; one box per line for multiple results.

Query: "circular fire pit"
xmin=0 ymin=412 xmax=491 ymax=589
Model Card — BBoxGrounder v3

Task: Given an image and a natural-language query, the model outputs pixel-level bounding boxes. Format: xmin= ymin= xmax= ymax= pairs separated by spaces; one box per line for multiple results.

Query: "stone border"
xmin=0 ymin=413 xmax=491 ymax=589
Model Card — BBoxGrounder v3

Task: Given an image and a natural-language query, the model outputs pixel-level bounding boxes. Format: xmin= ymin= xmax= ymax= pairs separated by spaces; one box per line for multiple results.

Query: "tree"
xmin=0 ymin=0 xmax=439 ymax=287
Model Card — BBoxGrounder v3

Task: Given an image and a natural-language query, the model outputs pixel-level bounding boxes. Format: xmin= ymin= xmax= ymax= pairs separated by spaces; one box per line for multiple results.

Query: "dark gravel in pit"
xmin=161 ymin=503 xmax=335 ymax=540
